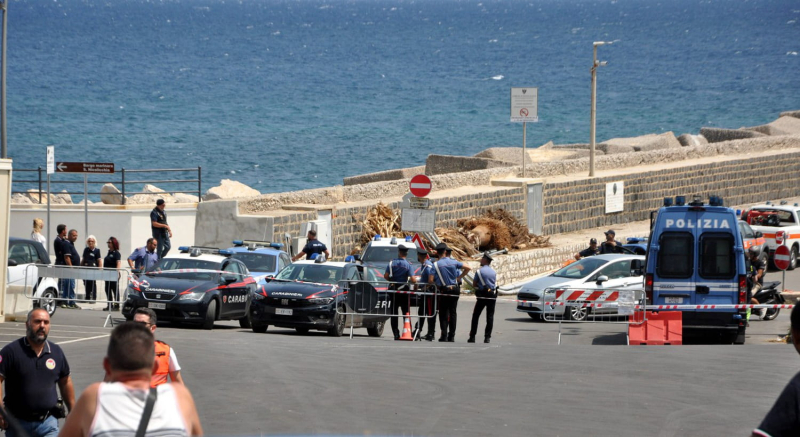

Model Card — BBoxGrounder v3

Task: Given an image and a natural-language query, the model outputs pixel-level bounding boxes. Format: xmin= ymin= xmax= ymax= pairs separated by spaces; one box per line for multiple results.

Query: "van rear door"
xmin=695 ymin=230 xmax=738 ymax=306
xmin=653 ymin=229 xmax=694 ymax=308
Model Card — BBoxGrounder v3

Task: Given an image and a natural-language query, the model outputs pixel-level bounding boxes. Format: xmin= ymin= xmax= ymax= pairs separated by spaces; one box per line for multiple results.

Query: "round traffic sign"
xmin=774 ymin=245 xmax=791 ymax=271
xmin=409 ymin=174 xmax=432 ymax=198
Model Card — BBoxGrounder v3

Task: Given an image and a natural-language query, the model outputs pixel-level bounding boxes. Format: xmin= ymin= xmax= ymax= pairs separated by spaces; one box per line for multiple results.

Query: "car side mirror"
xmin=264 ymin=275 xmax=274 ymax=283
xmin=595 ymin=275 xmax=609 ymax=284
xmin=7 ymin=259 xmax=17 ymax=267
xmin=755 ymin=231 xmax=763 ymax=238
xmin=221 ymin=274 xmax=238 ymax=284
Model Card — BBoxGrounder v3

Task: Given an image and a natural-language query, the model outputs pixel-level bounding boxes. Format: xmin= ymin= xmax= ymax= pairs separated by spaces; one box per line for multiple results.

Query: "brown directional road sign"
xmin=55 ymin=162 xmax=115 ymax=174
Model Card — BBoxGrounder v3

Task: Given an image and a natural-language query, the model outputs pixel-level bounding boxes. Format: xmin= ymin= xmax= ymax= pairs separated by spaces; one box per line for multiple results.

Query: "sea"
xmin=6 ymin=0 xmax=800 ymax=195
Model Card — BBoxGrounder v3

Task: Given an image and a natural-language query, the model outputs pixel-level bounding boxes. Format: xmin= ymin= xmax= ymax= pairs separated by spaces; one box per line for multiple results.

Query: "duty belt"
xmin=14 ymin=409 xmax=51 ymax=422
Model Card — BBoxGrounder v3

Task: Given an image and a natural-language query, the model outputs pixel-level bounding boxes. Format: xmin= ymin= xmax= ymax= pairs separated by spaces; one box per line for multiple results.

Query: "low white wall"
xmin=10 ymin=204 xmax=197 ymax=260
xmin=0 ymin=160 xmax=12 ymax=322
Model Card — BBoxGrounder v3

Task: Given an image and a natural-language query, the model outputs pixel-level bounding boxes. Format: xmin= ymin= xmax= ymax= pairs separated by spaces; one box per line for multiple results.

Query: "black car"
xmin=122 ymin=247 xmax=257 ymax=330
xmin=248 ymin=259 xmax=389 ymax=337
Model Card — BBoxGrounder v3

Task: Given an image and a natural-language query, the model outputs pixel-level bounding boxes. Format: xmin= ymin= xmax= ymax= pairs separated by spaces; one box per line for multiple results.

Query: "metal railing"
xmin=11 ymin=167 xmax=202 ymax=204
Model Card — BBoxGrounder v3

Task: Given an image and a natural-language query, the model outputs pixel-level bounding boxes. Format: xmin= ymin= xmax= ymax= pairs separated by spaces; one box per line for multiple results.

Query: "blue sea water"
xmin=6 ymin=0 xmax=800 ymax=194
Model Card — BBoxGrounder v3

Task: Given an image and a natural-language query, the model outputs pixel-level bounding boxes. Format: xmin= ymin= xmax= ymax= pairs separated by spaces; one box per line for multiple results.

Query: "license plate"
xmin=148 ymin=302 xmax=166 ymax=309
xmin=665 ymin=297 xmax=683 ymax=304
xmin=276 ymin=308 xmax=293 ymax=316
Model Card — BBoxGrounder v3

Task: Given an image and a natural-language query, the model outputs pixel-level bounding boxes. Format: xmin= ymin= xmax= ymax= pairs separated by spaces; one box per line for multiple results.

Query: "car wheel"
xmin=367 ymin=321 xmax=385 ymax=337
xmin=295 ymin=327 xmax=310 ymax=335
xmin=238 ymin=316 xmax=251 ymax=329
xmin=789 ymin=246 xmax=798 ymax=271
xmin=759 ymin=250 xmax=769 ymax=267
xmin=202 ymin=300 xmax=217 ymax=330
xmin=252 ymin=324 xmax=268 ymax=334
xmin=564 ymin=303 xmax=589 ymax=321
xmin=527 ymin=312 xmax=542 ymax=321
xmin=327 ymin=309 xmax=346 ymax=337
xmin=36 ymin=288 xmax=58 ymax=316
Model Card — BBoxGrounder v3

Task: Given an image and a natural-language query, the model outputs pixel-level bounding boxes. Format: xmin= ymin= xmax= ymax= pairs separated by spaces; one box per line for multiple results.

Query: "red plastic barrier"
xmin=629 ymin=311 xmax=683 ymax=345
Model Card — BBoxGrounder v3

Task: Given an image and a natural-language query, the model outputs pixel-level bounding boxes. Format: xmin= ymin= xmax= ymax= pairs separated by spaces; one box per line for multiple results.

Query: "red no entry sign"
xmin=774 ymin=245 xmax=792 ymax=271
xmin=409 ymin=174 xmax=432 ymax=197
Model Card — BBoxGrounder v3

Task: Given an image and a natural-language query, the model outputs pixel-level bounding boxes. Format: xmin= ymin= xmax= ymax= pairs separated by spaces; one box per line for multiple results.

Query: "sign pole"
xmin=522 ymin=121 xmax=527 ymax=178
xmin=46 ymin=146 xmax=54 ymax=248
xmin=84 ymin=174 xmax=88 ymax=239
xmin=46 ymin=173 xmax=50 ymax=247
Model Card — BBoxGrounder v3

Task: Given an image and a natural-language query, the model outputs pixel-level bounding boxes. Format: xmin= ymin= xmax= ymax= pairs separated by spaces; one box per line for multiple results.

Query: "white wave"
xmin=491 ymin=75 xmax=504 ymax=80
xmin=230 ymin=170 xmax=236 ymax=174
xmin=272 ymin=31 xmax=281 ymax=35
xmin=788 ymin=51 xmax=798 ymax=56
xmin=246 ymin=25 xmax=253 ymax=29
xmin=488 ymin=39 xmax=498 ymax=43
xmin=789 ymin=20 xmax=797 ymax=24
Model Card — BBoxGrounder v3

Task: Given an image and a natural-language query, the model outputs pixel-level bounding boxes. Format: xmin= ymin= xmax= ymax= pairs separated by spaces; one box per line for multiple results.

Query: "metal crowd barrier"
xmin=541 ymin=287 xmax=647 ymax=345
xmin=334 ymin=279 xmax=438 ymax=339
xmin=23 ymin=264 xmax=132 ymax=327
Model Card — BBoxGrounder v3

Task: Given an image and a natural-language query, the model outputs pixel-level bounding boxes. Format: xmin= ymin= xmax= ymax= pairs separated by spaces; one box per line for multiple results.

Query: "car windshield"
xmin=552 ymin=258 xmax=609 ymax=278
xmin=362 ymin=246 xmax=419 ymax=264
xmin=150 ymin=259 xmax=220 ymax=281
xmin=275 ymin=264 xmax=342 ymax=285
xmin=230 ymin=252 xmax=277 ymax=273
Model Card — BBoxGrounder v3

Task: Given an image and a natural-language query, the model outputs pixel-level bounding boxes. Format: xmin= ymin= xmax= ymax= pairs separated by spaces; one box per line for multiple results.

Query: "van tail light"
xmin=645 ymin=274 xmax=653 ymax=303
xmin=776 ymin=230 xmax=786 ymax=245
xmin=738 ymin=275 xmax=747 ymax=304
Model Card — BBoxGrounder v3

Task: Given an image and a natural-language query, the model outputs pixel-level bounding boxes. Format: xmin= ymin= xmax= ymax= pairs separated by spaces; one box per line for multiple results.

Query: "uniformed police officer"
xmin=0 ymin=308 xmax=75 ymax=437
xmin=384 ymin=245 xmax=416 ymax=340
xmin=432 ymin=243 xmax=470 ymax=342
xmin=468 ymin=252 xmax=498 ymax=344
xmin=413 ymin=249 xmax=436 ymax=341
xmin=292 ymin=229 xmax=331 ymax=261
xmin=574 ymin=238 xmax=599 ymax=260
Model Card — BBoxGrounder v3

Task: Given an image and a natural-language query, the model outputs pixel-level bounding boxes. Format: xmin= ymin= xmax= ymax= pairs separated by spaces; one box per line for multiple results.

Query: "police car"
xmin=122 ymin=246 xmax=257 ymax=330
xmin=357 ymin=235 xmax=424 ymax=301
xmin=225 ymin=240 xmax=292 ymax=285
xmin=645 ymin=195 xmax=747 ymax=344
xmin=248 ymin=256 xmax=389 ymax=337
xmin=516 ymin=254 xmax=646 ymax=321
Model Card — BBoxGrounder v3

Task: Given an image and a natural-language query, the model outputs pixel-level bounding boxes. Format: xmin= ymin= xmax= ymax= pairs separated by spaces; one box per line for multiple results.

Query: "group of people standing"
xmin=28 ymin=198 xmax=173 ymax=310
xmin=384 ymin=242 xmax=498 ymax=344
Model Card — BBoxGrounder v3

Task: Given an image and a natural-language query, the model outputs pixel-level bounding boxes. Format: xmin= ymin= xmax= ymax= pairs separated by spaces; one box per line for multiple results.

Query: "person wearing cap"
xmin=574 ymin=238 xmax=600 ymax=260
xmin=151 ymin=199 xmax=172 ymax=259
xmin=599 ymin=230 xmax=622 ymax=254
xmin=468 ymin=252 xmax=498 ymax=344
xmin=292 ymin=229 xmax=330 ymax=262
xmin=432 ymin=243 xmax=470 ymax=342
xmin=384 ymin=245 xmax=416 ymax=340
xmin=413 ymin=249 xmax=436 ymax=341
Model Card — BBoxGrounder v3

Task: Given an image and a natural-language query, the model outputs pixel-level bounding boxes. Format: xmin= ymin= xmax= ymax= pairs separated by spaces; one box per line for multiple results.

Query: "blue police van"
xmin=645 ymin=195 xmax=748 ymax=344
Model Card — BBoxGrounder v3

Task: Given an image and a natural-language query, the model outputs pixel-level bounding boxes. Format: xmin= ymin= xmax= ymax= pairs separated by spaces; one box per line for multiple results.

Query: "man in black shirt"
xmin=747 ymin=246 xmax=766 ymax=321
xmin=599 ymin=230 xmax=623 ymax=254
xmin=292 ymin=229 xmax=330 ymax=262
xmin=752 ymin=304 xmax=800 ymax=436
xmin=151 ymin=199 xmax=172 ymax=259
xmin=0 ymin=308 xmax=75 ymax=437
xmin=574 ymin=238 xmax=599 ymax=260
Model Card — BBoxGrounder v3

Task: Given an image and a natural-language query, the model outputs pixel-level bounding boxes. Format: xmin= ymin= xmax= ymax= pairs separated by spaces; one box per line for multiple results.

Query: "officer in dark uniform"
xmin=599 ymin=230 xmax=623 ymax=254
xmin=384 ymin=245 xmax=416 ymax=340
xmin=150 ymin=199 xmax=172 ymax=259
xmin=468 ymin=252 xmax=498 ymax=344
xmin=413 ymin=249 xmax=436 ymax=341
xmin=292 ymin=229 xmax=331 ymax=261
xmin=432 ymin=243 xmax=470 ymax=342
xmin=574 ymin=238 xmax=599 ymax=260
xmin=0 ymin=308 xmax=75 ymax=437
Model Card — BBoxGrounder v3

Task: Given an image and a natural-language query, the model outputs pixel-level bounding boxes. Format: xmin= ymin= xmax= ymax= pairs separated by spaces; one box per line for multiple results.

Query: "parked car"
xmin=516 ymin=254 xmax=645 ymax=321
xmin=7 ymin=237 xmax=60 ymax=315
xmin=226 ymin=240 xmax=291 ymax=286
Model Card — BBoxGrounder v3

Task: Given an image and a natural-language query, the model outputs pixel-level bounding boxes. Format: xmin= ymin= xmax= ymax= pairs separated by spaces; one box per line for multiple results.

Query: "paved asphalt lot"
xmin=1 ymin=293 xmax=796 ymax=437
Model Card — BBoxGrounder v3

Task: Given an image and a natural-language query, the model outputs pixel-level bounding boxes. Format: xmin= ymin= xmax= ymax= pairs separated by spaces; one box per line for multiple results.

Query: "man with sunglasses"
xmin=132 ymin=308 xmax=183 ymax=387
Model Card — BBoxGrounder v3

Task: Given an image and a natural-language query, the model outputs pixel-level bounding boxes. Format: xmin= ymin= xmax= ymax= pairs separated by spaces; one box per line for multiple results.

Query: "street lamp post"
xmin=589 ymin=41 xmax=612 ymax=177
xmin=0 ymin=0 xmax=7 ymax=159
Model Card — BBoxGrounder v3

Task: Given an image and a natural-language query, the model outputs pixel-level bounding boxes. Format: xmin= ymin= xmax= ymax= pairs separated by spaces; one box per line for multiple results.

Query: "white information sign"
xmin=605 ymin=181 xmax=624 ymax=214
xmin=401 ymin=208 xmax=436 ymax=233
xmin=46 ymin=146 xmax=55 ymax=175
xmin=510 ymin=87 xmax=538 ymax=123
xmin=409 ymin=197 xmax=430 ymax=209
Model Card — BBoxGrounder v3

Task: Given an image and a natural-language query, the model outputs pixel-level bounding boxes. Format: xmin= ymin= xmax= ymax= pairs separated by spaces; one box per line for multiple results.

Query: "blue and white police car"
xmin=225 ymin=240 xmax=292 ymax=285
xmin=645 ymin=195 xmax=748 ymax=344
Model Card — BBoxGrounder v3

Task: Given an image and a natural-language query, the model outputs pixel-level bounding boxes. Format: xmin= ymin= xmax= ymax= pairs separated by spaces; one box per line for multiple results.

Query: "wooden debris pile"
xmin=484 ymin=208 xmax=551 ymax=250
xmin=352 ymin=202 xmax=406 ymax=254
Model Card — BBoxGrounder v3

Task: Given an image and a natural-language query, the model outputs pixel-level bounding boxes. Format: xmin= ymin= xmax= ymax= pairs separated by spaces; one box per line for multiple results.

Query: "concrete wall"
xmin=9 ymin=204 xmax=197 ymax=260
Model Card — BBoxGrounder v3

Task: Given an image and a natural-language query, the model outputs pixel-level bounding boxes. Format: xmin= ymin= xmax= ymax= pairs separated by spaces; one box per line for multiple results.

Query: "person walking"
xmin=128 ymin=238 xmax=160 ymax=273
xmin=81 ymin=235 xmax=102 ymax=304
xmin=752 ymin=305 xmax=800 ymax=436
xmin=103 ymin=237 xmax=122 ymax=311
xmin=132 ymin=308 xmax=184 ymax=387
xmin=151 ymin=199 xmax=172 ymax=259
xmin=0 ymin=308 xmax=75 ymax=437
xmin=468 ymin=252 xmax=498 ymax=344
xmin=31 ymin=218 xmax=46 ymax=248
xmin=432 ymin=243 xmax=470 ymax=342
xmin=292 ymin=229 xmax=330 ymax=261
xmin=383 ymin=245 xmax=416 ymax=340
xmin=59 ymin=322 xmax=202 ymax=437
xmin=413 ymin=249 xmax=437 ymax=341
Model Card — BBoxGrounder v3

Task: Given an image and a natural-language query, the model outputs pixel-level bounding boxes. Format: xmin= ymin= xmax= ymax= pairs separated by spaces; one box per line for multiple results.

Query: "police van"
xmin=645 ymin=195 xmax=748 ymax=344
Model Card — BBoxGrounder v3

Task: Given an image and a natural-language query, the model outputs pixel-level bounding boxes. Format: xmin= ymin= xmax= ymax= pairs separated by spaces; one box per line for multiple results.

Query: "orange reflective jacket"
xmin=151 ymin=340 xmax=171 ymax=387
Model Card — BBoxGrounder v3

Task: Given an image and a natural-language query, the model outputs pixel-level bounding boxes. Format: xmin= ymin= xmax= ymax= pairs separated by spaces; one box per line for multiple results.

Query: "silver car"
xmin=516 ymin=254 xmax=645 ymax=321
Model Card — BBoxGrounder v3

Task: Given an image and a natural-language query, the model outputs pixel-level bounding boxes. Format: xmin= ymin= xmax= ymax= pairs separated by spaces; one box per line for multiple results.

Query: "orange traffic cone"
xmin=399 ymin=312 xmax=414 ymax=341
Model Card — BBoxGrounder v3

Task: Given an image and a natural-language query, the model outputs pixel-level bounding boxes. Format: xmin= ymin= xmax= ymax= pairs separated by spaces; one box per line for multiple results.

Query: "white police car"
xmin=225 ymin=240 xmax=292 ymax=285
xmin=645 ymin=195 xmax=747 ymax=344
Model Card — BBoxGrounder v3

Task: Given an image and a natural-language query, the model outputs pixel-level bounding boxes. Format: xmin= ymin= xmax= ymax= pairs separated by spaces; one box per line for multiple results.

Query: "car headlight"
xmin=252 ymin=292 xmax=266 ymax=301
xmin=309 ymin=297 xmax=334 ymax=305
xmin=127 ymin=286 xmax=141 ymax=296
xmin=178 ymin=293 xmax=204 ymax=301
